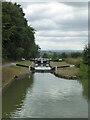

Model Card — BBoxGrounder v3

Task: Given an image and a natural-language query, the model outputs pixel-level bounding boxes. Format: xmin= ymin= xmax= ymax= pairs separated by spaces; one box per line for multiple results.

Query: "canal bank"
xmin=54 ymin=67 xmax=79 ymax=80
xmin=2 ymin=61 xmax=32 ymax=90
xmin=2 ymin=61 xmax=80 ymax=90
xmin=51 ymin=61 xmax=79 ymax=80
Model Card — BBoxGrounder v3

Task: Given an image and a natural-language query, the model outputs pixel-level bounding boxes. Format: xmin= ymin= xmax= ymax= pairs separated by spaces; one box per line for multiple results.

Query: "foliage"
xmin=16 ymin=47 xmax=24 ymax=60
xmin=52 ymin=52 xmax=59 ymax=60
xmin=60 ymin=52 xmax=68 ymax=58
xmin=83 ymin=45 xmax=90 ymax=65
xmin=2 ymin=2 xmax=39 ymax=60
xmin=77 ymin=46 xmax=89 ymax=100
xmin=78 ymin=63 xmax=89 ymax=100
xmin=70 ymin=52 xmax=82 ymax=58
xmin=78 ymin=45 xmax=89 ymax=80
xmin=42 ymin=53 xmax=48 ymax=58
xmin=78 ymin=62 xmax=88 ymax=80
xmin=65 ymin=57 xmax=82 ymax=68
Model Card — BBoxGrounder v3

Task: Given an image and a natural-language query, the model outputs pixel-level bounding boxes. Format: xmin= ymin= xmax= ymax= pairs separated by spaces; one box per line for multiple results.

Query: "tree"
xmin=2 ymin=2 xmax=39 ymax=60
xmin=71 ymin=52 xmax=82 ymax=58
xmin=16 ymin=47 xmax=24 ymax=60
xmin=61 ymin=52 xmax=68 ymax=58
xmin=83 ymin=45 xmax=90 ymax=65
xmin=42 ymin=53 xmax=48 ymax=58
xmin=52 ymin=52 xmax=58 ymax=60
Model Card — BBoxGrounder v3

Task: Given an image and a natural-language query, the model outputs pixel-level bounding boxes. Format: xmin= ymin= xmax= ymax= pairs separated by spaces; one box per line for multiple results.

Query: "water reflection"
xmin=2 ymin=74 xmax=34 ymax=118
xmin=78 ymin=79 xmax=88 ymax=100
xmin=3 ymin=73 xmax=88 ymax=118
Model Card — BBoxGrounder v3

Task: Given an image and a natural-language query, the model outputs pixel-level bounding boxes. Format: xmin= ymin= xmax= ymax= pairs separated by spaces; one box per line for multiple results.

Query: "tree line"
xmin=42 ymin=46 xmax=90 ymax=66
xmin=2 ymin=2 xmax=39 ymax=61
xmin=42 ymin=51 xmax=83 ymax=60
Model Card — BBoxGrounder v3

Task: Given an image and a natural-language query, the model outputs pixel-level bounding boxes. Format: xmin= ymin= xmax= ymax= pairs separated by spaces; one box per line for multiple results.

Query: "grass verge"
xmin=52 ymin=61 xmax=79 ymax=79
xmin=55 ymin=67 xmax=79 ymax=78
xmin=2 ymin=60 xmax=32 ymax=89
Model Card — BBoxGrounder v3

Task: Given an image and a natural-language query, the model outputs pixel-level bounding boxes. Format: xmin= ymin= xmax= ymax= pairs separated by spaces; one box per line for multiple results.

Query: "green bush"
xmin=70 ymin=52 xmax=82 ymax=58
xmin=78 ymin=63 xmax=88 ymax=80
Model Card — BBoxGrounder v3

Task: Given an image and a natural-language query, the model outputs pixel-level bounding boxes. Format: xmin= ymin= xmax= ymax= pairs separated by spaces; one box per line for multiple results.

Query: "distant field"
xmin=50 ymin=61 xmax=69 ymax=67
xmin=50 ymin=57 xmax=82 ymax=67
xmin=65 ymin=57 xmax=82 ymax=65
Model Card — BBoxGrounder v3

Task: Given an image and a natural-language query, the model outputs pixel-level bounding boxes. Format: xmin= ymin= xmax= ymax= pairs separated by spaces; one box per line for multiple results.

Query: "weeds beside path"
xmin=2 ymin=60 xmax=32 ymax=89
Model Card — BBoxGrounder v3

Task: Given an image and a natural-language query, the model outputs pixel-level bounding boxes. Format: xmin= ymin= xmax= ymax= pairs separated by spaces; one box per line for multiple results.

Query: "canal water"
xmin=3 ymin=73 xmax=88 ymax=118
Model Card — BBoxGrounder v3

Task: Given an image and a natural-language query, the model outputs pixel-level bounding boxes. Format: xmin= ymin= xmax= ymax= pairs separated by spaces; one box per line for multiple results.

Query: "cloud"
xmin=12 ymin=1 xmax=88 ymax=50
xmin=10 ymin=0 xmax=89 ymax=2
xmin=63 ymin=2 xmax=88 ymax=8
xmin=35 ymin=38 xmax=87 ymax=50
xmin=36 ymin=30 xmax=88 ymax=37
xmin=23 ymin=2 xmax=88 ymax=31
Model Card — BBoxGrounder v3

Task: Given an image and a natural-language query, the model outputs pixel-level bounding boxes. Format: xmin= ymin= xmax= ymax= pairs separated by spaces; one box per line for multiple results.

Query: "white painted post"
xmin=29 ymin=66 xmax=31 ymax=70
xmin=55 ymin=66 xmax=57 ymax=71
xmin=70 ymin=65 xmax=75 ymax=68
xmin=41 ymin=59 xmax=43 ymax=64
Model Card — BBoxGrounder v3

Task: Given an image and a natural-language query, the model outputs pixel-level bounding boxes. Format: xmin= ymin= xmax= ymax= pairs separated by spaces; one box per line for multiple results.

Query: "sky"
xmin=9 ymin=1 xmax=88 ymax=50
